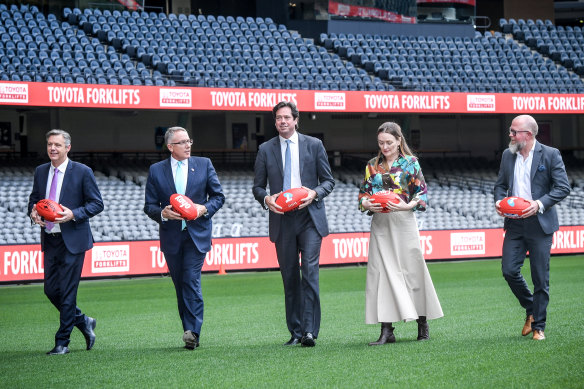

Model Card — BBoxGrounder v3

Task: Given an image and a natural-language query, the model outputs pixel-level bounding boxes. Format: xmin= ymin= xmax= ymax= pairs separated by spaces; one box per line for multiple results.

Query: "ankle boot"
xmin=416 ymin=316 xmax=429 ymax=341
xmin=369 ymin=322 xmax=396 ymax=346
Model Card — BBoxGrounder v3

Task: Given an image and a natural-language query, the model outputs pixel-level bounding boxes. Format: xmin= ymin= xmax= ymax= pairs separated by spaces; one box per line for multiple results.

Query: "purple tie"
xmin=45 ymin=168 xmax=59 ymax=231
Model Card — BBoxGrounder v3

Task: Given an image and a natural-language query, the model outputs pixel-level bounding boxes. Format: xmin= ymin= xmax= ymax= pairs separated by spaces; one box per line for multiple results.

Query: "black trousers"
xmin=274 ymin=208 xmax=322 ymax=339
xmin=43 ymin=233 xmax=87 ymax=347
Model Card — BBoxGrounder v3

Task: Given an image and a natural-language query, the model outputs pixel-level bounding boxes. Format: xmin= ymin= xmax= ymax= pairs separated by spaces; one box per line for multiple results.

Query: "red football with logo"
xmin=275 ymin=187 xmax=309 ymax=213
xmin=370 ymin=190 xmax=401 ymax=213
xmin=36 ymin=199 xmax=64 ymax=222
xmin=170 ymin=194 xmax=199 ymax=220
xmin=499 ymin=196 xmax=530 ymax=218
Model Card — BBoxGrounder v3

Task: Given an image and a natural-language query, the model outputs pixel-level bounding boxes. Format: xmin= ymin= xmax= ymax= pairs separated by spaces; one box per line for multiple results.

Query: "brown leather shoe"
xmin=522 ymin=315 xmax=534 ymax=336
xmin=533 ymin=329 xmax=545 ymax=340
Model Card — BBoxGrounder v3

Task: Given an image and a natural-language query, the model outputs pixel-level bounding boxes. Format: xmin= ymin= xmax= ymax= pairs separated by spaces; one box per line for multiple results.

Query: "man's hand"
xmin=495 ymin=200 xmax=504 ymax=217
xmin=265 ymin=192 xmax=284 ymax=214
xmin=520 ymin=199 xmax=539 ymax=218
xmin=298 ymin=186 xmax=317 ymax=209
xmin=30 ymin=206 xmax=46 ymax=227
xmin=54 ymin=205 xmax=75 ymax=223
xmin=162 ymin=204 xmax=185 ymax=220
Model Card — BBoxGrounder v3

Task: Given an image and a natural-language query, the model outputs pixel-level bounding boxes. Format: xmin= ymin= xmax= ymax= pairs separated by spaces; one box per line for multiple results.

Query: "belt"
xmin=45 ymin=232 xmax=62 ymax=237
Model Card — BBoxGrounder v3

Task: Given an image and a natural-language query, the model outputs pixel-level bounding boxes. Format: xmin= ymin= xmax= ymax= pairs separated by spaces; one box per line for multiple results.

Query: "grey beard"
xmin=508 ymin=141 xmax=524 ymax=154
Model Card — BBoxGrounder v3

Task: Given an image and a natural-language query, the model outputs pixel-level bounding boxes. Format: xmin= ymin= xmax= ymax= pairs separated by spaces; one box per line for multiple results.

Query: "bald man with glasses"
xmin=494 ymin=115 xmax=570 ymax=341
xmin=144 ymin=127 xmax=225 ymax=350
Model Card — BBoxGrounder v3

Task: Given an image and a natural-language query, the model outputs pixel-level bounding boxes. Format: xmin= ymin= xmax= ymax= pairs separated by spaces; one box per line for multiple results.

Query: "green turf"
xmin=1 ymin=256 xmax=583 ymax=388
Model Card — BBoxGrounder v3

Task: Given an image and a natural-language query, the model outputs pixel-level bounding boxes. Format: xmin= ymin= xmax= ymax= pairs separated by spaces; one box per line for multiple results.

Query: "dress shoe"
xmin=77 ymin=316 xmax=97 ymax=350
xmin=47 ymin=345 xmax=70 ymax=355
xmin=301 ymin=332 xmax=316 ymax=347
xmin=533 ymin=329 xmax=545 ymax=341
xmin=183 ymin=330 xmax=199 ymax=350
xmin=522 ymin=315 xmax=534 ymax=336
xmin=283 ymin=336 xmax=301 ymax=346
xmin=416 ymin=317 xmax=429 ymax=341
xmin=369 ymin=323 xmax=396 ymax=346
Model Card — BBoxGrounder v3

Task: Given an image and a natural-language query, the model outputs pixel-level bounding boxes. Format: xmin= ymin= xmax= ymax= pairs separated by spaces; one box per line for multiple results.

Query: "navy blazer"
xmin=494 ymin=141 xmax=570 ymax=234
xmin=253 ymin=132 xmax=335 ymax=243
xmin=144 ymin=156 xmax=225 ymax=255
xmin=28 ymin=160 xmax=104 ymax=254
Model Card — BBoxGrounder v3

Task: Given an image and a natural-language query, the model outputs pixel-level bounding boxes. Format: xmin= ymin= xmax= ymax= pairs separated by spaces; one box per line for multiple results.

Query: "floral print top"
xmin=358 ymin=154 xmax=428 ymax=213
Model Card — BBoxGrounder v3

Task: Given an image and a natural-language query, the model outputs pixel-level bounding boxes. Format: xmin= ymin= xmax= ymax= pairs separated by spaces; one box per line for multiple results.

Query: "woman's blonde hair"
xmin=375 ymin=122 xmax=414 ymax=169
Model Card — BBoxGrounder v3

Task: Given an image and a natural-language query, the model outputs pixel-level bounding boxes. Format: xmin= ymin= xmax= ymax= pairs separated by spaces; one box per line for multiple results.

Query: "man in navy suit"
xmin=494 ymin=115 xmax=570 ymax=341
xmin=144 ymin=127 xmax=224 ymax=350
xmin=253 ymin=101 xmax=335 ymax=347
xmin=28 ymin=129 xmax=104 ymax=355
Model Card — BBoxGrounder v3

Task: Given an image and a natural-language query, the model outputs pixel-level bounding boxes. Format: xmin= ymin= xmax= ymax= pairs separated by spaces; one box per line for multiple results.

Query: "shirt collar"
xmin=171 ymin=156 xmax=188 ymax=167
xmin=279 ymin=131 xmax=298 ymax=145
xmin=52 ymin=158 xmax=69 ymax=174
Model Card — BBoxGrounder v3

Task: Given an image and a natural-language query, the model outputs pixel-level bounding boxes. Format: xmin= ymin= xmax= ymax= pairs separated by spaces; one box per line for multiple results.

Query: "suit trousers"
xmin=164 ymin=229 xmax=205 ymax=336
xmin=275 ymin=208 xmax=322 ymax=339
xmin=502 ymin=216 xmax=553 ymax=331
xmin=43 ymin=233 xmax=87 ymax=347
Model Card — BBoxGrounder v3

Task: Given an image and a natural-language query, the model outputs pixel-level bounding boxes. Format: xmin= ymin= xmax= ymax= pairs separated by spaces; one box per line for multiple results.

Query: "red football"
xmin=170 ymin=193 xmax=199 ymax=220
xmin=370 ymin=190 xmax=401 ymax=213
xmin=499 ymin=196 xmax=530 ymax=218
xmin=36 ymin=199 xmax=64 ymax=222
xmin=275 ymin=187 xmax=309 ymax=213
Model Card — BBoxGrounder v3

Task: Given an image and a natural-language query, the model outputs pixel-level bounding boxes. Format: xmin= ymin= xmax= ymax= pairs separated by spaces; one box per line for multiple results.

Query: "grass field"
xmin=1 ymin=255 xmax=583 ymax=388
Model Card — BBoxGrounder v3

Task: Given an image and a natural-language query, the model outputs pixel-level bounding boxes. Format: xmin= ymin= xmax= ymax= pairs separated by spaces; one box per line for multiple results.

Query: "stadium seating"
xmin=1 ymin=4 xmax=583 ymax=92
xmin=2 ymin=157 xmax=583 ymax=244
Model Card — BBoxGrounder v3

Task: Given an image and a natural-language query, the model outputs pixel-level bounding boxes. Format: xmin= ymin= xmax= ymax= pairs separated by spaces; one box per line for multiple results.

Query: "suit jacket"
xmin=253 ymin=132 xmax=335 ymax=242
xmin=144 ymin=156 xmax=225 ymax=255
xmin=27 ymin=160 xmax=104 ymax=254
xmin=494 ymin=141 xmax=570 ymax=234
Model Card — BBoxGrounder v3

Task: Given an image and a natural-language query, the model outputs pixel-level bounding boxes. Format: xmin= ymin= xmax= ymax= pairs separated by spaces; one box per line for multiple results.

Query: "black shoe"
xmin=284 ymin=336 xmax=301 ymax=346
xmin=77 ymin=316 xmax=96 ymax=350
xmin=47 ymin=345 xmax=70 ymax=355
xmin=301 ymin=332 xmax=315 ymax=347
xmin=416 ymin=317 xmax=429 ymax=341
xmin=369 ymin=323 xmax=396 ymax=346
xmin=182 ymin=330 xmax=199 ymax=350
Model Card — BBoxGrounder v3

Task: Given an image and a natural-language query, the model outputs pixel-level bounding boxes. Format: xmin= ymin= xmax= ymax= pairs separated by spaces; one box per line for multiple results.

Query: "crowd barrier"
xmin=2 ymin=226 xmax=583 ymax=283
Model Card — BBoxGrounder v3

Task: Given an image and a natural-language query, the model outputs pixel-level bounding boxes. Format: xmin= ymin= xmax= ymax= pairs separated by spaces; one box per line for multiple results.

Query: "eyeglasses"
xmin=170 ymin=139 xmax=193 ymax=146
xmin=509 ymin=130 xmax=531 ymax=136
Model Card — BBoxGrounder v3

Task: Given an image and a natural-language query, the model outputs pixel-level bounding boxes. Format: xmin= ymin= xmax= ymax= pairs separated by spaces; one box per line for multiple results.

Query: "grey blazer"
xmin=253 ymin=132 xmax=335 ymax=242
xmin=494 ymin=141 xmax=570 ymax=234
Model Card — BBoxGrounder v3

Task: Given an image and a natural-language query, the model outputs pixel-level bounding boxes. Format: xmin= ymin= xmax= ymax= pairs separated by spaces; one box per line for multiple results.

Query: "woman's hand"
xmin=362 ymin=198 xmax=385 ymax=213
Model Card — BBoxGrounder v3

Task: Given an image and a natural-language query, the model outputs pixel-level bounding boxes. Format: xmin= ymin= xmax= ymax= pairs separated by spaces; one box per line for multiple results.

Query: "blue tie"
xmin=175 ymin=161 xmax=187 ymax=230
xmin=283 ymin=139 xmax=291 ymax=191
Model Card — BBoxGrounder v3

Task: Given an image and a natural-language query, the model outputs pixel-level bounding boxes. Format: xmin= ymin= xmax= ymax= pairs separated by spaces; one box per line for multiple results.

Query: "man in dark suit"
xmin=253 ymin=101 xmax=335 ymax=347
xmin=28 ymin=129 xmax=104 ymax=355
xmin=144 ymin=127 xmax=224 ymax=350
xmin=494 ymin=115 xmax=570 ymax=341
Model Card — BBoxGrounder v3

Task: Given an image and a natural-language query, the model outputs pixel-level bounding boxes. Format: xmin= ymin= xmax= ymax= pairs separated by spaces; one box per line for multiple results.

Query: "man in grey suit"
xmin=494 ymin=115 xmax=570 ymax=341
xmin=253 ymin=101 xmax=335 ymax=347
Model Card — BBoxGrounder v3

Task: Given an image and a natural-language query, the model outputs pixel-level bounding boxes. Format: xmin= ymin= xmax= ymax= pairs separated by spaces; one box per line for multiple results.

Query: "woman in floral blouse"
xmin=359 ymin=122 xmax=443 ymax=346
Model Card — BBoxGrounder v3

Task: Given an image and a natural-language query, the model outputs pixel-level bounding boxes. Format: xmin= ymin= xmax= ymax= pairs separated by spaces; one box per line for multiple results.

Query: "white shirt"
xmin=171 ymin=156 xmax=189 ymax=188
xmin=279 ymin=131 xmax=301 ymax=189
xmin=513 ymin=142 xmax=544 ymax=213
xmin=45 ymin=158 xmax=69 ymax=233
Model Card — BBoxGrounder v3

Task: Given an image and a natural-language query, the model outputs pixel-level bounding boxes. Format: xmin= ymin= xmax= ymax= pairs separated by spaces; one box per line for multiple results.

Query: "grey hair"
xmin=164 ymin=126 xmax=189 ymax=145
xmin=46 ymin=129 xmax=71 ymax=146
xmin=516 ymin=115 xmax=539 ymax=136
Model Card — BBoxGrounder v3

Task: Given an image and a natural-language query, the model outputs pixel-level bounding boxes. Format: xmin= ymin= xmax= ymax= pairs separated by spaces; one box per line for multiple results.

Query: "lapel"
xmin=163 ymin=157 xmax=175 ymax=192
xmin=39 ymin=163 xmax=50 ymax=197
xmin=530 ymin=141 xmax=543 ymax=181
xmin=271 ymin=137 xmax=284 ymax=177
xmin=59 ymin=160 xmax=74 ymax=202
xmin=508 ymin=152 xmax=517 ymax=194
xmin=186 ymin=157 xmax=197 ymax=194
xmin=298 ymin=132 xmax=306 ymax=177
